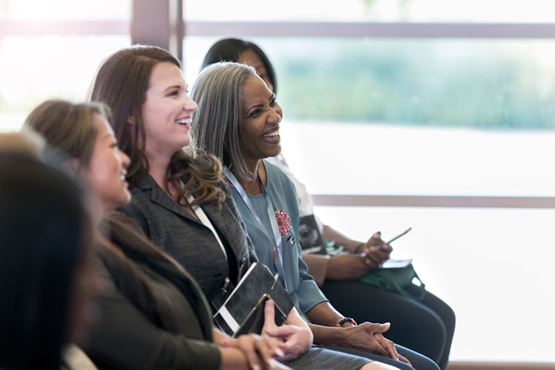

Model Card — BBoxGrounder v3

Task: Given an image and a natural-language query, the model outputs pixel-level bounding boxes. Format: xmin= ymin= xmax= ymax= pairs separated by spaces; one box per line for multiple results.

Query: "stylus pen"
xmin=386 ymin=227 xmax=412 ymax=244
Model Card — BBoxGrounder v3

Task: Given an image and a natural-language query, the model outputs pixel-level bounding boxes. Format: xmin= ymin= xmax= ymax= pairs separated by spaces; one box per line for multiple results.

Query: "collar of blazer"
xmin=135 ymin=174 xmax=247 ymax=267
xmin=135 ymin=173 xmax=195 ymax=222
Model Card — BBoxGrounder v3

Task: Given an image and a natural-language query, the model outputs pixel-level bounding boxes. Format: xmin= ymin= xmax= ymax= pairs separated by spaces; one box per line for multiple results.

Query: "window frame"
xmin=2 ymin=1 xmax=554 ymax=208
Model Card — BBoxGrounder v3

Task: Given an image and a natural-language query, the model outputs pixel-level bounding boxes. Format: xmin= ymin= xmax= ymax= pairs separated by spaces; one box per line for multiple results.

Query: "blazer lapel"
xmin=138 ymin=175 xmax=197 ymax=223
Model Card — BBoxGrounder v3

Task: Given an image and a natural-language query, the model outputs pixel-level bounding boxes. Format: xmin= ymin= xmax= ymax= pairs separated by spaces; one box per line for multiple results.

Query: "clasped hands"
xmin=340 ymin=320 xmax=411 ymax=365
xmin=218 ymin=300 xmax=311 ymax=370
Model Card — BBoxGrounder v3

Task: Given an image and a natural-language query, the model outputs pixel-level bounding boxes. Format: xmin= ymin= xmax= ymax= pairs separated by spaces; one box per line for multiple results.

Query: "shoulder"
xmin=264 ymin=160 xmax=298 ymax=205
xmin=264 ymin=159 xmax=294 ymax=190
xmin=93 ymin=248 xmax=124 ymax=298
xmin=127 ymin=175 xmax=155 ymax=204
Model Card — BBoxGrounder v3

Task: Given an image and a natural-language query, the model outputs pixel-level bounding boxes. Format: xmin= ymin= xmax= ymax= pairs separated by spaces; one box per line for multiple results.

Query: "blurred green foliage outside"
xmin=267 ymin=39 xmax=555 ymax=130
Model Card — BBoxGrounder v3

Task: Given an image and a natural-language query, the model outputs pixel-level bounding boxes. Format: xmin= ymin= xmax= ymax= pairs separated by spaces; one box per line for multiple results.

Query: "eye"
xmin=269 ymin=95 xmax=277 ymax=107
xmin=167 ymin=89 xmax=180 ymax=97
xmin=248 ymin=108 xmax=263 ymax=118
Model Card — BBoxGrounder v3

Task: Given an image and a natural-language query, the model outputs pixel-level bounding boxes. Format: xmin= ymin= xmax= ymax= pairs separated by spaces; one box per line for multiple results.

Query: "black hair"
xmin=201 ymin=37 xmax=278 ymax=94
xmin=0 ymin=152 xmax=90 ymax=370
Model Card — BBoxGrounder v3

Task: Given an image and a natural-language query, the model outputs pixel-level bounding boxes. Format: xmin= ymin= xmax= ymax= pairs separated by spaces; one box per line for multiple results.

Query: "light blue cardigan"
xmin=229 ymin=160 xmax=328 ymax=314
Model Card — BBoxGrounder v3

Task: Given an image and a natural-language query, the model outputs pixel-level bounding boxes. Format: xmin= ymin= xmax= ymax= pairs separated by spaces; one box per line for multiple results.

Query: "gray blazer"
xmin=119 ymin=174 xmax=257 ymax=305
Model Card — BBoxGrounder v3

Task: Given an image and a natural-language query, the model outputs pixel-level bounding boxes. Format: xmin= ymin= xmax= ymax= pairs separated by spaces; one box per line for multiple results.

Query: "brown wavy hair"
xmin=90 ymin=45 xmax=225 ymax=207
xmin=23 ymin=99 xmax=109 ymax=168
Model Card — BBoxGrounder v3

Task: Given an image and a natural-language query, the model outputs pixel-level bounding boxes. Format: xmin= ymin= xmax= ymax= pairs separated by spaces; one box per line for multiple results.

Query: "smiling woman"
xmin=140 ymin=62 xmax=198 ymax=161
xmin=238 ymin=74 xmax=283 ymax=179
xmin=191 ymin=61 xmax=441 ymax=370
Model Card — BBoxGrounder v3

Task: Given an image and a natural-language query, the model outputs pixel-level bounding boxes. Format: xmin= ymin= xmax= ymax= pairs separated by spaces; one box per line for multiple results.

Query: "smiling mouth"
xmin=262 ymin=130 xmax=280 ymax=143
xmin=176 ymin=117 xmax=192 ymax=126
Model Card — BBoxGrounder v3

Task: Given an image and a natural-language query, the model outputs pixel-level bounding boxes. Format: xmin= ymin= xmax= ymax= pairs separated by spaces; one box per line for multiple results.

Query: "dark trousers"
xmin=322 ymin=280 xmax=455 ymax=370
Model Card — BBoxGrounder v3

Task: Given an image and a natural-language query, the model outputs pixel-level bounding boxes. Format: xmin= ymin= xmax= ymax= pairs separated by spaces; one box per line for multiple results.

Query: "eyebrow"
xmin=244 ymin=94 xmax=274 ymax=114
xmin=101 ymin=133 xmax=115 ymax=142
xmin=163 ymin=84 xmax=182 ymax=92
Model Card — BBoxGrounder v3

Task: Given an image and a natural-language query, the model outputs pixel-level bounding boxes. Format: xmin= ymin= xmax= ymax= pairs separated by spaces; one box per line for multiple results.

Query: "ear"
xmin=127 ymin=115 xmax=136 ymax=125
xmin=66 ymin=158 xmax=82 ymax=175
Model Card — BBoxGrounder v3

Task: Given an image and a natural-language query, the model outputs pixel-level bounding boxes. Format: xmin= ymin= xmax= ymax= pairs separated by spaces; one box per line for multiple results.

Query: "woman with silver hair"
xmin=200 ymin=37 xmax=455 ymax=370
xmin=191 ymin=61 xmax=441 ymax=370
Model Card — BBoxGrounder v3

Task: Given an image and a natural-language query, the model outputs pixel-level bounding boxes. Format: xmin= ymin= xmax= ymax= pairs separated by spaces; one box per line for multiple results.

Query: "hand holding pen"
xmin=358 ymin=227 xmax=412 ymax=266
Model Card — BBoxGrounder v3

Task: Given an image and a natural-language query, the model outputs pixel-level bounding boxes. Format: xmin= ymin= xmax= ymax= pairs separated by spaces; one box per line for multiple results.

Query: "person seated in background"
xmin=25 ymin=99 xmax=290 ymax=370
xmin=0 ymin=134 xmax=97 ymax=370
xmin=200 ymin=38 xmax=455 ymax=370
xmin=90 ymin=45 xmax=396 ymax=370
xmin=191 ymin=61 xmax=443 ymax=370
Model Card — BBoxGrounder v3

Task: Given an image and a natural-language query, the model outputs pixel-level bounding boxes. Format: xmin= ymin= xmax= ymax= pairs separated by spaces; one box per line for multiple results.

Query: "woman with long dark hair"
xmin=0 ymin=140 xmax=95 ymax=370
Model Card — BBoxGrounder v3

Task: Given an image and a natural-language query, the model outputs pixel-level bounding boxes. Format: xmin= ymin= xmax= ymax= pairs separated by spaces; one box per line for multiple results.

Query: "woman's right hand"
xmin=262 ymin=300 xmax=312 ymax=361
xmin=233 ymin=334 xmax=291 ymax=370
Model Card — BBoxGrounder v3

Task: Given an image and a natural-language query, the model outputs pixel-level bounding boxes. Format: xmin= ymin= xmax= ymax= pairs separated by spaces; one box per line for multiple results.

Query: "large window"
xmin=184 ymin=0 xmax=555 ymax=22
xmin=185 ymin=36 xmax=555 ymax=197
xmin=183 ymin=0 xmax=555 ymax=362
xmin=0 ymin=0 xmax=130 ymax=132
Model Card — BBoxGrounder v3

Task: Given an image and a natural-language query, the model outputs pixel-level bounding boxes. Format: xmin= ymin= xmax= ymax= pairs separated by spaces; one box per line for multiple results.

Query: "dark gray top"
xmin=83 ymin=248 xmax=220 ymax=370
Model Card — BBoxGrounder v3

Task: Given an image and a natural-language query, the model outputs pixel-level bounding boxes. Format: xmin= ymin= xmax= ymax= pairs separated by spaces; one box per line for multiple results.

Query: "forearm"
xmin=305 ymin=301 xmax=343 ymax=327
xmin=322 ymin=224 xmax=362 ymax=252
xmin=301 ymin=254 xmax=330 ymax=286
xmin=218 ymin=347 xmax=250 ymax=370
xmin=308 ymin=323 xmax=348 ymax=347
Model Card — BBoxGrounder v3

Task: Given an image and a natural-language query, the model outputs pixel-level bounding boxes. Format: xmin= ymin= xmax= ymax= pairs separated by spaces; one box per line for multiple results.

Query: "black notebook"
xmin=299 ymin=214 xmax=326 ymax=255
xmin=213 ymin=262 xmax=294 ymax=337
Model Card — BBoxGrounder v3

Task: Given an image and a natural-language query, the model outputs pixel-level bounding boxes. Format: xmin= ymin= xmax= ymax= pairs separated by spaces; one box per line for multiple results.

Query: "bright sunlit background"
xmin=1 ymin=0 xmax=555 ymax=364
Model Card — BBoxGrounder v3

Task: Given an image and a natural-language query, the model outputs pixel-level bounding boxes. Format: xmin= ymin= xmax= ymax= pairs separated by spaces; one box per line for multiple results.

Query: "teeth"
xmin=176 ymin=118 xmax=192 ymax=125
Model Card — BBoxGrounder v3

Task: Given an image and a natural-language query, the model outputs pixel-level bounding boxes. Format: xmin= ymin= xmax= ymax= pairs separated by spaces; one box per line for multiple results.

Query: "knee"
xmin=361 ymin=362 xmax=399 ymax=370
xmin=443 ymin=303 xmax=456 ymax=332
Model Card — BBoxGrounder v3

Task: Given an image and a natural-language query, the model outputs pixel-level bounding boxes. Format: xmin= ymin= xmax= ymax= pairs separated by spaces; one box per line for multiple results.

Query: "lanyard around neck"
xmin=187 ymin=194 xmax=228 ymax=262
xmin=223 ymin=167 xmax=287 ymax=288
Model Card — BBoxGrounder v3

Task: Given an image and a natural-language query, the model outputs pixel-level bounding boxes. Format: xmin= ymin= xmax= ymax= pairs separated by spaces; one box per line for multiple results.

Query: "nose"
xmin=184 ymin=95 xmax=198 ymax=113
xmin=119 ymin=149 xmax=130 ymax=170
xmin=269 ymin=103 xmax=283 ymax=125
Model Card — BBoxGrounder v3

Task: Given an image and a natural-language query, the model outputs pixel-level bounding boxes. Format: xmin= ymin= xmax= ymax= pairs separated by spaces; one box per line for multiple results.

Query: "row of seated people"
xmin=200 ymin=39 xmax=455 ymax=370
xmin=0 ymin=39 xmax=454 ymax=370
